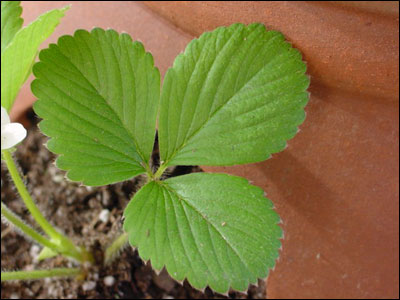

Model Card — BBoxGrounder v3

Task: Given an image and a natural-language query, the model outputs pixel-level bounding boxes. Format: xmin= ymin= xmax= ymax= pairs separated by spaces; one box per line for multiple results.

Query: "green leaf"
xmin=159 ymin=23 xmax=309 ymax=167
xmin=1 ymin=1 xmax=23 ymax=53
xmin=32 ymin=28 xmax=160 ymax=186
xmin=123 ymin=173 xmax=282 ymax=293
xmin=1 ymin=6 xmax=68 ymax=112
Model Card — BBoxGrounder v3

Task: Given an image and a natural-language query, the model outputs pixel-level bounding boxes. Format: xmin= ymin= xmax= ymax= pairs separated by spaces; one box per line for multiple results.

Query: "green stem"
xmin=143 ymin=162 xmax=154 ymax=179
xmin=1 ymin=202 xmax=60 ymax=253
xmin=104 ymin=232 xmax=129 ymax=264
xmin=153 ymin=163 xmax=169 ymax=180
xmin=3 ymin=150 xmax=59 ymax=238
xmin=2 ymin=150 xmax=90 ymax=263
xmin=1 ymin=268 xmax=81 ymax=281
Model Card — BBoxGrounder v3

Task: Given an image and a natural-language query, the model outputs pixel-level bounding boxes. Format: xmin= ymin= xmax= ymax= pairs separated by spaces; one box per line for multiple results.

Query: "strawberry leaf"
xmin=32 ymin=29 xmax=160 ymax=186
xmin=159 ymin=23 xmax=309 ymax=167
xmin=124 ymin=173 xmax=282 ymax=293
xmin=1 ymin=6 xmax=68 ymax=111
xmin=1 ymin=1 xmax=23 ymax=53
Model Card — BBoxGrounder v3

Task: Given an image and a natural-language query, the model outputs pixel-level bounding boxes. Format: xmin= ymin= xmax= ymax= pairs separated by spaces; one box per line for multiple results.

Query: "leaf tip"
xmin=61 ymin=4 xmax=71 ymax=13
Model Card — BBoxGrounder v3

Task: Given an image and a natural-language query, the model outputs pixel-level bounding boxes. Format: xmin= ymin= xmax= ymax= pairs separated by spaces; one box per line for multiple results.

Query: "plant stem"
xmin=3 ymin=150 xmax=60 ymax=238
xmin=104 ymin=231 xmax=129 ymax=264
xmin=153 ymin=163 xmax=169 ymax=180
xmin=143 ymin=162 xmax=155 ymax=180
xmin=1 ymin=268 xmax=81 ymax=281
xmin=1 ymin=202 xmax=60 ymax=253
xmin=1 ymin=149 xmax=91 ymax=263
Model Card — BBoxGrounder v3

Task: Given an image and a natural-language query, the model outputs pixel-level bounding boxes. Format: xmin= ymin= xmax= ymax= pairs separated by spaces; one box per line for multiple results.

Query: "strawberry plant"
xmin=2 ymin=2 xmax=309 ymax=293
xmin=30 ymin=23 xmax=309 ymax=293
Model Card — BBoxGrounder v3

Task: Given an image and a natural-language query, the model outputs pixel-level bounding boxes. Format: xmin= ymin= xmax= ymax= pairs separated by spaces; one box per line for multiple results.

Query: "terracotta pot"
xmin=11 ymin=1 xmax=399 ymax=299
xmin=142 ymin=1 xmax=400 ymax=299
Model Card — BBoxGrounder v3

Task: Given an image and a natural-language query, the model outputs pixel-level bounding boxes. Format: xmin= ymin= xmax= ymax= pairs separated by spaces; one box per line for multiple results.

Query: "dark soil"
xmin=1 ymin=110 xmax=266 ymax=299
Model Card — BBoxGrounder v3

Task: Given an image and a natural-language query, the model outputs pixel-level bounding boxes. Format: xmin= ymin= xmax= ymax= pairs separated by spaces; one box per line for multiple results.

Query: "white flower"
xmin=1 ymin=106 xmax=27 ymax=150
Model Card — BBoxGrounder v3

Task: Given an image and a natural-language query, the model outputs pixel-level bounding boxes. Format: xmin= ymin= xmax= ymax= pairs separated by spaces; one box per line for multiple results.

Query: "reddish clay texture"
xmin=11 ymin=2 xmax=400 ymax=299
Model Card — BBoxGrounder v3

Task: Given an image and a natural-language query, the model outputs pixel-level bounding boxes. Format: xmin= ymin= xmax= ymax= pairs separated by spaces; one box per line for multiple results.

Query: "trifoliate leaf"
xmin=159 ymin=23 xmax=309 ymax=167
xmin=1 ymin=1 xmax=23 ymax=53
xmin=1 ymin=6 xmax=68 ymax=112
xmin=123 ymin=173 xmax=282 ymax=293
xmin=32 ymin=29 xmax=160 ymax=186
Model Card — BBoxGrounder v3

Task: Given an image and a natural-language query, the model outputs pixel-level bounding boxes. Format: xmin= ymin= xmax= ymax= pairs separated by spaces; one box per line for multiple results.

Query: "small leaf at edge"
xmin=1 ymin=1 xmax=23 ymax=53
xmin=1 ymin=5 xmax=68 ymax=112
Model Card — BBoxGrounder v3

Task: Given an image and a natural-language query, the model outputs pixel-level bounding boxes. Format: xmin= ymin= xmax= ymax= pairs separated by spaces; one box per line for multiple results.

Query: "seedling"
xmin=1 ymin=2 xmax=309 ymax=294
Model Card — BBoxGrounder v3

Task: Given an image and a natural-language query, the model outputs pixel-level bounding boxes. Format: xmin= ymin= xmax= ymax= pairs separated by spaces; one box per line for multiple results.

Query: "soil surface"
xmin=1 ymin=110 xmax=266 ymax=299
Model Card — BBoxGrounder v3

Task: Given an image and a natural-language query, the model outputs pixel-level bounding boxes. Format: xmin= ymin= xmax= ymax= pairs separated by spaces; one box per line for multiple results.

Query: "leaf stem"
xmin=104 ymin=231 xmax=129 ymax=264
xmin=1 ymin=149 xmax=92 ymax=263
xmin=1 ymin=202 xmax=60 ymax=253
xmin=3 ymin=150 xmax=59 ymax=238
xmin=1 ymin=268 xmax=82 ymax=281
xmin=153 ymin=163 xmax=169 ymax=180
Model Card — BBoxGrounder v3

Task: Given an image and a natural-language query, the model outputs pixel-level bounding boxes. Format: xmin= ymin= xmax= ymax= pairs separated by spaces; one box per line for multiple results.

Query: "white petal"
xmin=1 ymin=123 xmax=27 ymax=150
xmin=1 ymin=106 xmax=10 ymax=126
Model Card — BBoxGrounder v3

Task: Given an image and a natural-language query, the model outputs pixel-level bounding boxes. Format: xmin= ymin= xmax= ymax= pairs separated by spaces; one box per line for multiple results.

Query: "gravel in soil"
xmin=1 ymin=110 xmax=266 ymax=299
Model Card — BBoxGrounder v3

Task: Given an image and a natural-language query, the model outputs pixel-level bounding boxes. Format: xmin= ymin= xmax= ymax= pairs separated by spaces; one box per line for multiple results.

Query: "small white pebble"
xmin=82 ymin=281 xmax=96 ymax=291
xmin=24 ymin=288 xmax=34 ymax=297
xmin=56 ymin=207 xmax=65 ymax=217
xmin=99 ymin=209 xmax=110 ymax=223
xmin=53 ymin=174 xmax=64 ymax=183
xmin=29 ymin=244 xmax=40 ymax=259
xmin=48 ymin=285 xmax=57 ymax=297
xmin=104 ymin=275 xmax=115 ymax=287
xmin=48 ymin=167 xmax=57 ymax=177
xmin=44 ymin=277 xmax=52 ymax=284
